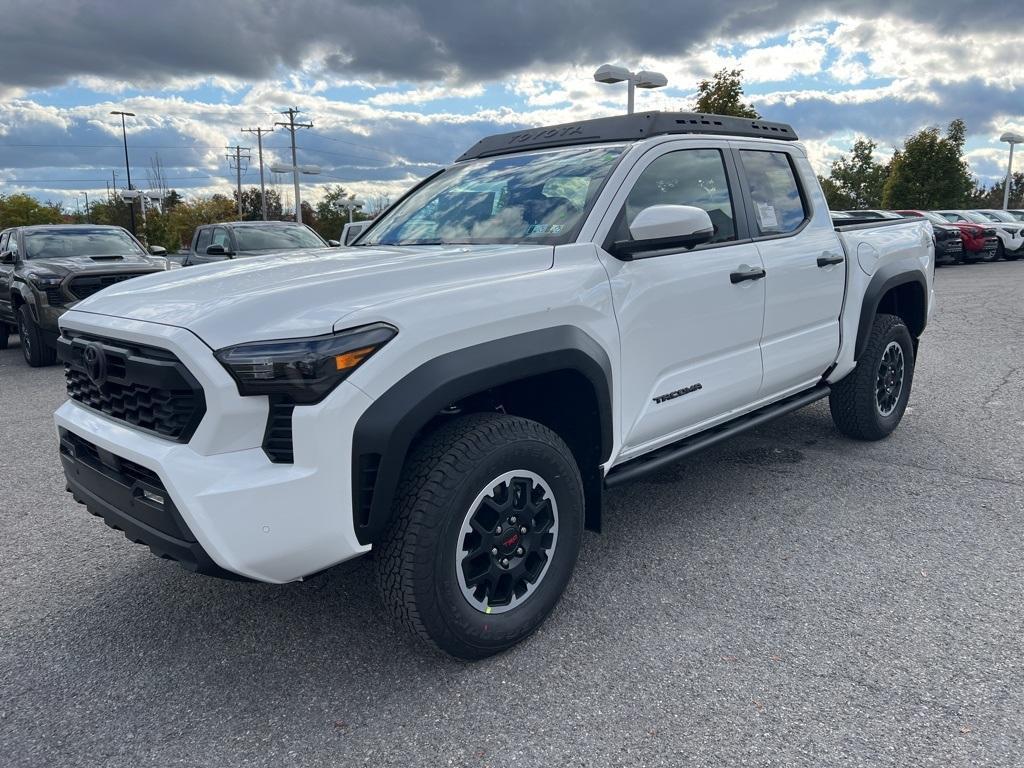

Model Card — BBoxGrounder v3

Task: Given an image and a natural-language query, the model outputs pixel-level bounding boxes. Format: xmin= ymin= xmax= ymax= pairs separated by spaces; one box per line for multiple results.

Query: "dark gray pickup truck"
xmin=0 ymin=224 xmax=168 ymax=366
xmin=178 ymin=221 xmax=334 ymax=266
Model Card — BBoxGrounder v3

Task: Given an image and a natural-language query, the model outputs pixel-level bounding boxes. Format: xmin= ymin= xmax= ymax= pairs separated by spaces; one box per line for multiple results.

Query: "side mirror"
xmin=148 ymin=245 xmax=167 ymax=256
xmin=328 ymin=239 xmax=341 ymax=247
xmin=205 ymin=244 xmax=231 ymax=257
xmin=614 ymin=205 xmax=715 ymax=259
xmin=342 ymin=222 xmax=367 ymax=246
xmin=0 ymin=251 xmax=14 ymax=265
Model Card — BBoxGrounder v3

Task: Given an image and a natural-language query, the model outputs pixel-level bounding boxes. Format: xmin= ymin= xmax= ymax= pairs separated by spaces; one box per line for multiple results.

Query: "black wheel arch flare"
xmin=351 ymin=326 xmax=613 ymax=545
xmin=856 ymin=261 xmax=929 ymax=360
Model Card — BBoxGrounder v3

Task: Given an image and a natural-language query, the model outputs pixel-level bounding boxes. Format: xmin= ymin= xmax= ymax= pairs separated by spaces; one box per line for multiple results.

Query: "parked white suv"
xmin=54 ymin=113 xmax=934 ymax=658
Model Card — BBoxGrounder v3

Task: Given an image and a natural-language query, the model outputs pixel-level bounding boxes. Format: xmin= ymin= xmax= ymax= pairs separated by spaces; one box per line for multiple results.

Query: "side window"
xmin=7 ymin=231 xmax=19 ymax=257
xmin=0 ymin=232 xmax=8 ymax=252
xmin=194 ymin=228 xmax=213 ymax=253
xmin=617 ymin=149 xmax=737 ymax=245
xmin=739 ymin=150 xmax=808 ymax=236
xmin=211 ymin=227 xmax=231 ymax=249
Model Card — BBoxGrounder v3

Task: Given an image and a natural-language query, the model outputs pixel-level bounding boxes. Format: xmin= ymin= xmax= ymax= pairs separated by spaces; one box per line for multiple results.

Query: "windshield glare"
xmin=359 ymin=145 xmax=625 ymax=247
xmin=979 ymin=210 xmax=1016 ymax=223
xmin=24 ymin=229 xmax=144 ymax=259
xmin=234 ymin=225 xmax=326 ymax=251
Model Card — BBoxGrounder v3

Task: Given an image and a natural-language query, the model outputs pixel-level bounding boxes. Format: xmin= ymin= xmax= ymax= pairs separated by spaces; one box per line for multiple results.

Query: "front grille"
xmin=58 ymin=333 xmax=206 ymax=442
xmin=68 ymin=272 xmax=151 ymax=301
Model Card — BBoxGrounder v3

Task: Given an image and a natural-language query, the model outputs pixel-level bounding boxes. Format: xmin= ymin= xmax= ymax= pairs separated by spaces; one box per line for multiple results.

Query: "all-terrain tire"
xmin=829 ymin=313 xmax=915 ymax=441
xmin=17 ymin=305 xmax=57 ymax=367
xmin=376 ymin=413 xmax=584 ymax=659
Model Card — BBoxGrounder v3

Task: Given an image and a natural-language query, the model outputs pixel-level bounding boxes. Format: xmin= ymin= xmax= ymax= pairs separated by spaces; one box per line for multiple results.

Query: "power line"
xmin=242 ymin=126 xmax=274 ymax=221
xmin=274 ymin=107 xmax=313 ymax=223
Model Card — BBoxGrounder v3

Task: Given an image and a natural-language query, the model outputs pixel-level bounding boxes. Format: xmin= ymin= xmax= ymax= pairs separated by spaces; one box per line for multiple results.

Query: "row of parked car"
xmin=833 ymin=208 xmax=1024 ymax=265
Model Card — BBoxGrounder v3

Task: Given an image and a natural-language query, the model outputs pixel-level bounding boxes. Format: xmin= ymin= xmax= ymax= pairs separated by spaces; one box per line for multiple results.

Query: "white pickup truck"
xmin=54 ymin=112 xmax=934 ymax=658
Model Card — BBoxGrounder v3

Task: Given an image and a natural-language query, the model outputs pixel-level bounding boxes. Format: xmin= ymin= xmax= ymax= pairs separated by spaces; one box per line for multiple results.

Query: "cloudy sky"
xmin=1 ymin=0 xmax=1020 ymax=211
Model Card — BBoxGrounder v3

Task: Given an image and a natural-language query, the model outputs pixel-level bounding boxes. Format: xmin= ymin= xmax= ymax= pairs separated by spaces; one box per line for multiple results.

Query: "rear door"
xmin=594 ymin=142 xmax=767 ymax=460
xmin=733 ymin=144 xmax=845 ymax=396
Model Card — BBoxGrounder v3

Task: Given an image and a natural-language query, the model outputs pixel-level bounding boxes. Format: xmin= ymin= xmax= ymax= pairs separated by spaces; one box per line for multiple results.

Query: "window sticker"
xmin=756 ymin=201 xmax=779 ymax=230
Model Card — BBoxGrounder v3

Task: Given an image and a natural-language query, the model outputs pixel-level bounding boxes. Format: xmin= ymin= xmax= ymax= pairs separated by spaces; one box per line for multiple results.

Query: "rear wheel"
xmin=829 ymin=313 xmax=915 ymax=441
xmin=986 ymin=241 xmax=1004 ymax=262
xmin=377 ymin=413 xmax=584 ymax=659
xmin=17 ymin=305 xmax=57 ymax=367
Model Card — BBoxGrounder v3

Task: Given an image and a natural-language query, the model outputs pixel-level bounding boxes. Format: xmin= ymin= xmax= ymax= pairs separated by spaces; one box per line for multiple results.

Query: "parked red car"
xmin=894 ymin=210 xmax=997 ymax=263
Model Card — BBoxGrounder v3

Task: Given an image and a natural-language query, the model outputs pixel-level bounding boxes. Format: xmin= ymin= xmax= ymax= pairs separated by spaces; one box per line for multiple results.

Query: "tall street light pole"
xmin=111 ymin=110 xmax=137 ymax=235
xmin=593 ymin=64 xmax=668 ymax=114
xmin=999 ymin=132 xmax=1024 ymax=210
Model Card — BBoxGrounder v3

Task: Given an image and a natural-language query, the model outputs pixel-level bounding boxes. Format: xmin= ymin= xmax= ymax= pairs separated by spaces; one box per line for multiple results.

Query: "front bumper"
xmin=54 ymin=311 xmax=373 ymax=583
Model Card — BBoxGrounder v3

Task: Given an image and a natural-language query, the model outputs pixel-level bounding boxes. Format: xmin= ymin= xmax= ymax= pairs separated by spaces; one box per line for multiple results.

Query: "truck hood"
xmin=68 ymin=244 xmax=554 ymax=348
xmin=24 ymin=253 xmax=164 ymax=275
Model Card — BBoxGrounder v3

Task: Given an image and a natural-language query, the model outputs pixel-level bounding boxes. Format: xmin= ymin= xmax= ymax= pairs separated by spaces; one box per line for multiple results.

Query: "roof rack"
xmin=456 ymin=111 xmax=799 ymax=162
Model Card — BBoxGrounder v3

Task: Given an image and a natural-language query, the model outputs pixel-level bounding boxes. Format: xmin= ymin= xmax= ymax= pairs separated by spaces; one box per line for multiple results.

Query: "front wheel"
xmin=377 ymin=413 xmax=584 ymax=659
xmin=17 ymin=305 xmax=57 ymax=367
xmin=829 ymin=313 xmax=915 ymax=441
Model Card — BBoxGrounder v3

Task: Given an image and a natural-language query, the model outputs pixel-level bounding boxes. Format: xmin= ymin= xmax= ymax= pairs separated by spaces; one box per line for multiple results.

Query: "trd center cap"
xmin=497 ymin=529 xmax=521 ymax=555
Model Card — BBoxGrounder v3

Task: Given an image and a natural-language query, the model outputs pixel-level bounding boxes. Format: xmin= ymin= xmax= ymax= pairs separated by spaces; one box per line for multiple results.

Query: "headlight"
xmin=215 ymin=323 xmax=397 ymax=404
xmin=26 ymin=272 xmax=64 ymax=288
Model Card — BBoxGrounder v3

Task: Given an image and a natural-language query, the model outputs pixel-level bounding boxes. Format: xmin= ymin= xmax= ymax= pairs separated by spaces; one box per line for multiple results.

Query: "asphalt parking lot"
xmin=2 ymin=262 xmax=1023 ymax=767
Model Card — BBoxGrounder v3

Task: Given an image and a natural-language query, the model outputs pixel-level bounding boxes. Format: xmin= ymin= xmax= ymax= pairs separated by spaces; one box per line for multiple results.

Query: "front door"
xmin=0 ymin=231 xmax=16 ymax=322
xmin=595 ymin=144 xmax=766 ymax=460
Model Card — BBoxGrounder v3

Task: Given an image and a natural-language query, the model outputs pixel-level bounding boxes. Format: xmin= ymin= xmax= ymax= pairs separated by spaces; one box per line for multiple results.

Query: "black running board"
xmin=604 ymin=384 xmax=830 ymax=488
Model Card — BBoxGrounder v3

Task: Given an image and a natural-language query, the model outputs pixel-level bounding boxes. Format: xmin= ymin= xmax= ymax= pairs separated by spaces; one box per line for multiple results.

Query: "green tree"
xmin=822 ymin=138 xmax=889 ymax=209
xmin=969 ymin=172 xmax=1024 ymax=209
xmin=313 ymin=185 xmax=369 ymax=241
xmin=0 ymin=193 xmax=64 ymax=228
xmin=693 ymin=69 xmax=760 ymax=118
xmin=882 ymin=119 xmax=974 ymax=209
xmin=234 ymin=187 xmax=284 ymax=221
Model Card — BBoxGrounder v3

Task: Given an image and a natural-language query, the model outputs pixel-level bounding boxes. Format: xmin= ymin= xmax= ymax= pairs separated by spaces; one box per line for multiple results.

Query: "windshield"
xmin=978 ymin=210 xmax=1017 ymax=223
xmin=908 ymin=211 xmax=952 ymax=225
xmin=233 ymin=225 xmax=326 ymax=251
xmin=359 ymin=145 xmax=625 ymax=246
xmin=24 ymin=228 xmax=144 ymax=259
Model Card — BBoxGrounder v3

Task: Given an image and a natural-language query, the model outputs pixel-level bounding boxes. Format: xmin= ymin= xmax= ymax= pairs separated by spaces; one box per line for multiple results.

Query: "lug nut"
xmin=501 ymin=558 xmax=509 ymax=567
xmin=515 ymin=547 xmax=524 ymax=556
xmin=520 ymin=526 xmax=527 ymax=534
xmin=491 ymin=547 xmax=498 ymax=556
xmin=495 ymin=525 xmax=502 ymax=534
xmin=510 ymin=516 xmax=518 ymax=524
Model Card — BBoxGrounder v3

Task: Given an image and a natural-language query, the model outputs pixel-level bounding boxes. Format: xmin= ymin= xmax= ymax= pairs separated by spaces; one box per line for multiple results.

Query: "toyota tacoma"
xmin=53 ymin=113 xmax=934 ymax=658
xmin=0 ymin=224 xmax=169 ymax=366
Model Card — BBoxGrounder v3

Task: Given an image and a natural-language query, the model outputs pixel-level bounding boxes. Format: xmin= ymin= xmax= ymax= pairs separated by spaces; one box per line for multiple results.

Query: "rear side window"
xmin=194 ymin=228 xmax=213 ymax=253
xmin=7 ymin=231 xmax=18 ymax=257
xmin=211 ymin=227 xmax=231 ymax=249
xmin=616 ymin=148 xmax=737 ymax=245
xmin=740 ymin=150 xmax=807 ymax=236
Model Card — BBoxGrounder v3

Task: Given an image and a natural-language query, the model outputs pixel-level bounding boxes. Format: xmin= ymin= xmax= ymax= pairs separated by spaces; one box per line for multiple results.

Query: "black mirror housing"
xmin=148 ymin=245 xmax=167 ymax=256
xmin=205 ymin=244 xmax=230 ymax=257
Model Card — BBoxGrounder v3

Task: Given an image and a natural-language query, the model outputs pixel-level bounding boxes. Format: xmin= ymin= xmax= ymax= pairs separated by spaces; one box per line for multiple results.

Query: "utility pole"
xmin=226 ymin=145 xmax=251 ymax=220
xmin=110 ymin=111 xmax=137 ymax=235
xmin=242 ymin=126 xmax=274 ymax=220
xmin=84 ymin=191 xmax=90 ymax=223
xmin=275 ymin=107 xmax=313 ymax=223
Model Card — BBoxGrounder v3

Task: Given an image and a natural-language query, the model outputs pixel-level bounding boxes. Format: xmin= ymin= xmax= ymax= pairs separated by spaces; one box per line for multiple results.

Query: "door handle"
xmin=730 ymin=265 xmax=766 ymax=284
xmin=817 ymin=252 xmax=845 ymax=267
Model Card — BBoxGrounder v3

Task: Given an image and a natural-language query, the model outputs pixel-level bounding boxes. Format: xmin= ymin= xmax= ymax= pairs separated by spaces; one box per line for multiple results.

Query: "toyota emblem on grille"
xmin=82 ymin=342 xmax=108 ymax=386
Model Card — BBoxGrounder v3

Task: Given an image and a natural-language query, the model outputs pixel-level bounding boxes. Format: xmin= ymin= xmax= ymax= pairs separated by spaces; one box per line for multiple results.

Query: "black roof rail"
xmin=456 ymin=111 xmax=799 ymax=161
